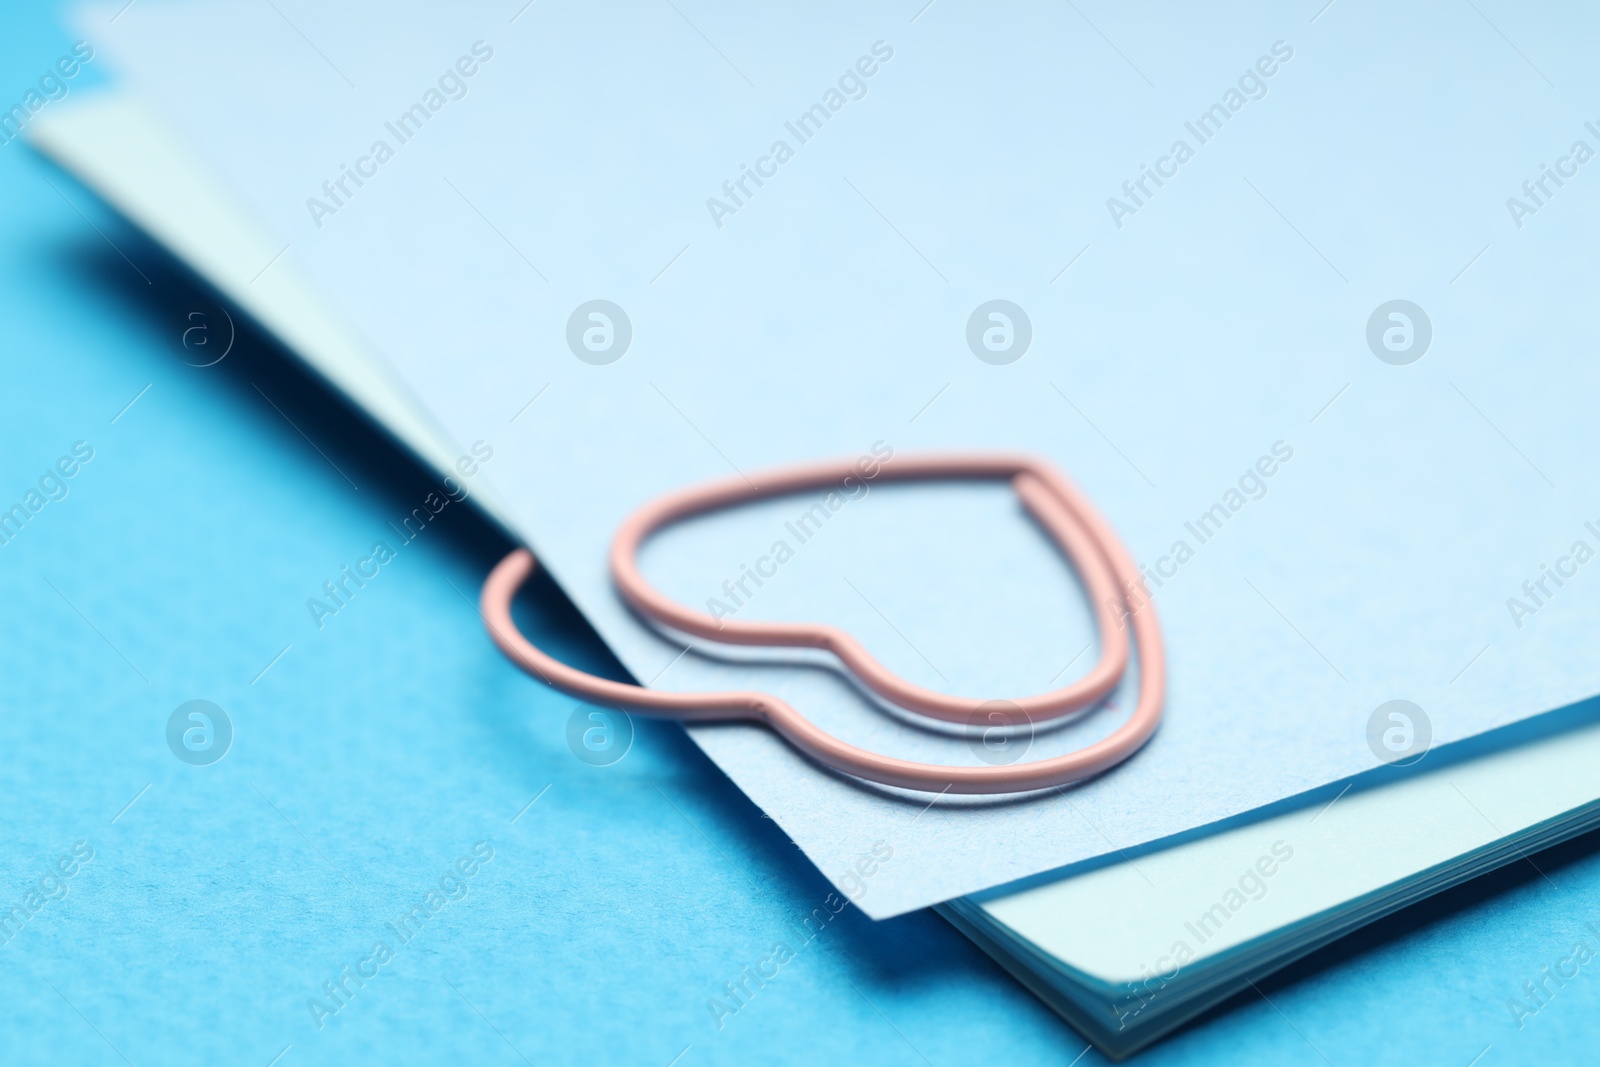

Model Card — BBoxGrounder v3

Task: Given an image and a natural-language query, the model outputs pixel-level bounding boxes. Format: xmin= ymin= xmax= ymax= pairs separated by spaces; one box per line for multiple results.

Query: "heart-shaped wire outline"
xmin=481 ymin=453 xmax=1164 ymax=794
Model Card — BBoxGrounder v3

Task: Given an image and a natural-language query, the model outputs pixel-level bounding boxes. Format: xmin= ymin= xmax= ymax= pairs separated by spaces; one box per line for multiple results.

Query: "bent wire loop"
xmin=480 ymin=453 xmax=1165 ymax=795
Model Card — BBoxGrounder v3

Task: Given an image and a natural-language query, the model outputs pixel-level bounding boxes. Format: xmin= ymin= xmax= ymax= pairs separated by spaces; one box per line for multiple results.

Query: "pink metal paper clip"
xmin=480 ymin=453 xmax=1164 ymax=794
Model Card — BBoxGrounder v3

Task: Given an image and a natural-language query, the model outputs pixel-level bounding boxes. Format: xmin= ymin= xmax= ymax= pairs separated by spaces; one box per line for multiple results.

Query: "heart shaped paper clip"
xmin=480 ymin=453 xmax=1164 ymax=794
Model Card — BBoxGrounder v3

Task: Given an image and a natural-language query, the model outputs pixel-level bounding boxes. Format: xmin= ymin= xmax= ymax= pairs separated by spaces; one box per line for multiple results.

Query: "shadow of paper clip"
xmin=481 ymin=453 xmax=1164 ymax=795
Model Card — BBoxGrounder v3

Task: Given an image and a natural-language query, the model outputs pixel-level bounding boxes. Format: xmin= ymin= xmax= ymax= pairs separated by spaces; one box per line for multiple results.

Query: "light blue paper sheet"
xmin=90 ymin=0 xmax=1600 ymax=916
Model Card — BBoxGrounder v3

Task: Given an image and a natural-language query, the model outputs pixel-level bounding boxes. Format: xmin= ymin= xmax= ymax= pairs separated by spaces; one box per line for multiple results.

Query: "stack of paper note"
xmin=36 ymin=1 xmax=1600 ymax=1054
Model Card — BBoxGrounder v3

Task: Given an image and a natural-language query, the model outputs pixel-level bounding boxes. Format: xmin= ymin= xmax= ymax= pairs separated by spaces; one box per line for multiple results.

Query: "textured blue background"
xmin=4 ymin=5 xmax=1600 ymax=1065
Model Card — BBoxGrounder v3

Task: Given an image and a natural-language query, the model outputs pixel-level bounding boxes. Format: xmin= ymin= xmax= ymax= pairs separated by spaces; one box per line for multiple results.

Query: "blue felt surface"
xmin=4 ymin=6 xmax=1600 ymax=1065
